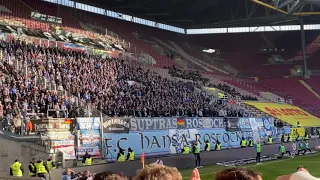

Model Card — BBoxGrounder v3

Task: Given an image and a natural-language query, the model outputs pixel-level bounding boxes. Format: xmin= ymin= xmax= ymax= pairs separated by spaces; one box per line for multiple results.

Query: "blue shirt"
xmin=11 ymin=88 xmax=17 ymax=95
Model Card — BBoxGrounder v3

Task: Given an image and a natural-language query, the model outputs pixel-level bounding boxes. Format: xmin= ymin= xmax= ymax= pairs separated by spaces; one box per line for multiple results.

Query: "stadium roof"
xmin=73 ymin=0 xmax=320 ymax=28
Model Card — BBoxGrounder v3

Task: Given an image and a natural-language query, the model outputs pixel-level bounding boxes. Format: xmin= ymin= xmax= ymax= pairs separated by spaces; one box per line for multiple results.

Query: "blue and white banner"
xmin=103 ymin=128 xmax=242 ymax=161
xmin=77 ymin=117 xmax=101 ymax=130
xmin=129 ymin=117 xmax=225 ymax=131
xmin=63 ymin=42 xmax=85 ymax=52
xmin=76 ymin=117 xmax=101 ymax=157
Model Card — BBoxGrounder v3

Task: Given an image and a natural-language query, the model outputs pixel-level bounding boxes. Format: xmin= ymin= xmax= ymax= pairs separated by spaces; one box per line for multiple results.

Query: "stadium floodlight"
xmin=203 ymin=49 xmax=215 ymax=53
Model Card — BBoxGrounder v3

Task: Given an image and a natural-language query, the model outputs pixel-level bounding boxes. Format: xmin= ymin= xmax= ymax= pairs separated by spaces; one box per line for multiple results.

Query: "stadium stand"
xmin=0 ymin=0 xmax=318 ymax=121
xmin=1 ymin=1 xmax=320 ymax=180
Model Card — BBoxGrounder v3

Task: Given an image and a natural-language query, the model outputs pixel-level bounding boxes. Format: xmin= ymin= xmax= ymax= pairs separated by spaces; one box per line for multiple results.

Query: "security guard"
xmin=182 ymin=145 xmax=190 ymax=154
xmin=296 ymin=141 xmax=305 ymax=156
xmin=255 ymin=142 xmax=262 ymax=163
xmin=46 ymin=156 xmax=55 ymax=170
xmin=127 ymin=147 xmax=135 ymax=161
xmin=267 ymin=135 xmax=273 ymax=144
xmin=240 ymin=137 xmax=247 ymax=148
xmin=304 ymin=140 xmax=312 ymax=153
xmin=192 ymin=141 xmax=201 ymax=168
xmin=248 ymin=138 xmax=254 ymax=147
xmin=215 ymin=140 xmax=221 ymax=151
xmin=82 ymin=151 xmax=92 ymax=166
xmin=297 ymin=121 xmax=301 ymax=127
xmin=28 ymin=158 xmax=37 ymax=177
xmin=10 ymin=159 xmax=24 ymax=177
xmin=268 ymin=135 xmax=272 ymax=144
xmin=36 ymin=159 xmax=49 ymax=179
xmin=304 ymin=133 xmax=309 ymax=141
xmin=117 ymin=148 xmax=126 ymax=162
xmin=278 ymin=142 xmax=291 ymax=158
xmin=204 ymin=140 xmax=211 ymax=151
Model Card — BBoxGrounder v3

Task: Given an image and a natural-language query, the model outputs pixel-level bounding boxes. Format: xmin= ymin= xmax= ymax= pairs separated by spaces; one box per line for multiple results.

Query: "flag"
xmin=141 ymin=153 xmax=145 ymax=169
xmin=177 ymin=118 xmax=185 ymax=126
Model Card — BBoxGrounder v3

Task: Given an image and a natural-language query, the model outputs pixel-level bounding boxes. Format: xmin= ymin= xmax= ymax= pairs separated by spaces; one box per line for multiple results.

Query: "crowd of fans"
xmin=208 ymin=83 xmax=258 ymax=101
xmin=0 ymin=39 xmax=249 ymax=121
xmin=0 ymin=39 xmax=69 ymax=133
xmin=167 ymin=66 xmax=258 ymax=101
xmin=167 ymin=66 xmax=209 ymax=84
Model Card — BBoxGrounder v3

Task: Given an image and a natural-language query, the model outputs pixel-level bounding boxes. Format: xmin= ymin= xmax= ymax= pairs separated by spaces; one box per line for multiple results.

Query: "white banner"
xmin=47 ymin=131 xmax=74 ymax=140
xmin=57 ymin=146 xmax=76 ymax=160
xmin=51 ymin=140 xmax=74 ymax=148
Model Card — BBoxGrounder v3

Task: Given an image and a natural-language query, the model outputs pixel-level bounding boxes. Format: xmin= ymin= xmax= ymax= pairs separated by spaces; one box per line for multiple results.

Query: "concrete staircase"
xmin=152 ymin=37 xmax=206 ymax=71
xmin=168 ymin=41 xmax=230 ymax=74
xmin=167 ymin=40 xmax=213 ymax=72
xmin=299 ymin=80 xmax=320 ymax=99
xmin=201 ymin=74 xmax=267 ymax=101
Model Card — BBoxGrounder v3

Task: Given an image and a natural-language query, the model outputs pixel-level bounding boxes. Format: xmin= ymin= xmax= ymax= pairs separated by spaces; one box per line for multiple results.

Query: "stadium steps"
xmin=202 ymin=74 xmax=266 ymax=101
xmin=299 ymin=80 xmax=320 ymax=99
xmin=152 ymin=38 xmax=209 ymax=71
xmin=168 ymin=40 xmax=231 ymax=74
xmin=151 ymin=37 xmax=201 ymax=70
xmin=167 ymin=40 xmax=214 ymax=72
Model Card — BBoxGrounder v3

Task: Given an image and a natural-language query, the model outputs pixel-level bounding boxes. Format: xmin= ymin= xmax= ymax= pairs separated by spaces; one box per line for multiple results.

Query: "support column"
xmin=300 ymin=17 xmax=309 ymax=78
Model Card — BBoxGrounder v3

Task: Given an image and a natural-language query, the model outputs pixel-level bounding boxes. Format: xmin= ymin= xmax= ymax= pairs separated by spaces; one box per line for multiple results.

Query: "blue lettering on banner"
xmin=130 ymin=118 xmax=177 ymax=131
xmin=129 ymin=117 xmax=225 ymax=131
xmin=77 ymin=117 xmax=100 ymax=130
xmin=103 ymin=128 xmax=241 ymax=161
xmin=194 ymin=129 xmax=242 ymax=150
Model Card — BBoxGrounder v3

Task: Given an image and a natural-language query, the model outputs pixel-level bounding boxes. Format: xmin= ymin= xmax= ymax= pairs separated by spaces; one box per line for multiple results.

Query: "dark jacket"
xmin=82 ymin=154 xmax=92 ymax=164
xmin=28 ymin=162 xmax=36 ymax=175
xmin=126 ymin=148 xmax=133 ymax=160
xmin=117 ymin=149 xmax=125 ymax=160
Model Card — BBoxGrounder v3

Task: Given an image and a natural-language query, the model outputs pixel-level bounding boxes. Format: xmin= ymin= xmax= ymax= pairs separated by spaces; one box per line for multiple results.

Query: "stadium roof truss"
xmin=44 ymin=0 xmax=320 ymax=34
xmin=252 ymin=0 xmax=320 ymax=15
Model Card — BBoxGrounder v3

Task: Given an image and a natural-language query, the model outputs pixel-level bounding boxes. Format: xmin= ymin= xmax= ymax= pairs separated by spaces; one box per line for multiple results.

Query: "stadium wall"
xmin=0 ymin=133 xmax=50 ymax=176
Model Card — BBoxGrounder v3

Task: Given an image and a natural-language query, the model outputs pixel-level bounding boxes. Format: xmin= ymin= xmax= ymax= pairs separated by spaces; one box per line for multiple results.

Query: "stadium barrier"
xmin=49 ymin=138 xmax=320 ymax=179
